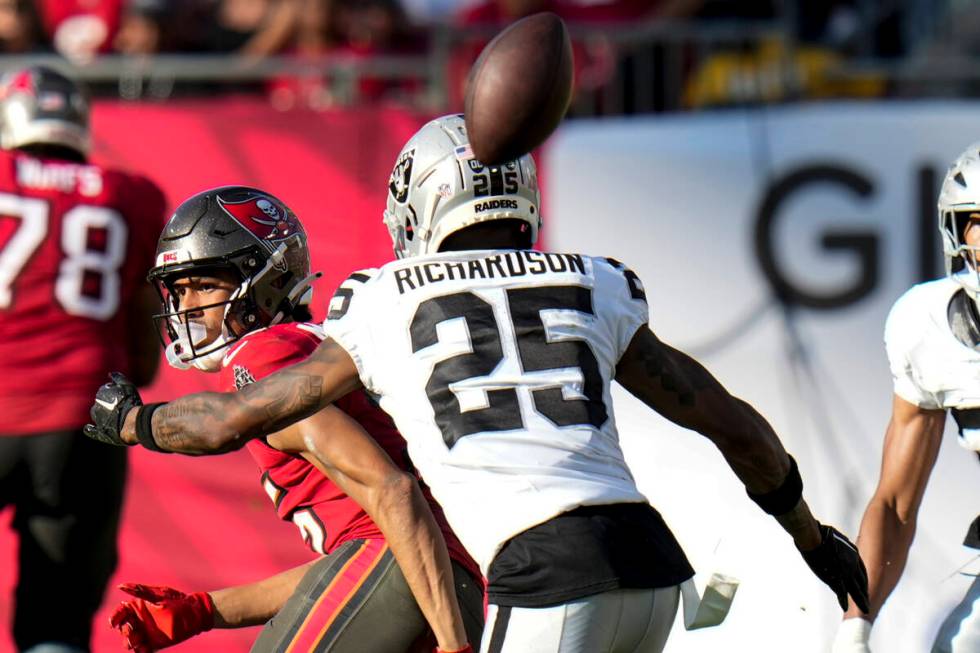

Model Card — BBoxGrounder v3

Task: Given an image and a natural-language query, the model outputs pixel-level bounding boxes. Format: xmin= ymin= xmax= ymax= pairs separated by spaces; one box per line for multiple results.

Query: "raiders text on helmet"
xmin=383 ymin=114 xmax=540 ymax=259
xmin=148 ymin=186 xmax=318 ymax=371
xmin=0 ymin=66 xmax=90 ymax=156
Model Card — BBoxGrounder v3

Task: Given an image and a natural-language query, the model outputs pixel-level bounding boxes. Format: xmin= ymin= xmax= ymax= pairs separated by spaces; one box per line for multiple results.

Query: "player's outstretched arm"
xmin=844 ymin=394 xmax=945 ymax=622
xmin=616 ymin=326 xmax=869 ymax=612
xmin=616 ymin=326 xmax=805 ymax=500
xmin=111 ymin=561 xmax=318 ymax=651
xmin=209 ymin=559 xmax=319 ymax=627
xmin=269 ymin=405 xmax=471 ymax=652
xmin=93 ymin=338 xmax=362 ymax=454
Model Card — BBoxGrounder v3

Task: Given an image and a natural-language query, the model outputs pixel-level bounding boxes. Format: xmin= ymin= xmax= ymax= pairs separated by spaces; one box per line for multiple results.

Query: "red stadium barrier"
xmin=0 ymin=98 xmax=432 ymax=652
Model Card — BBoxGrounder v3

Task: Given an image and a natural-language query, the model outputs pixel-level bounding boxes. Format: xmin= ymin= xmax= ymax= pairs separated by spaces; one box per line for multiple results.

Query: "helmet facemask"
xmin=150 ymin=242 xmax=319 ymax=372
xmin=941 ymin=209 xmax=980 ymax=310
xmin=937 ymin=144 xmax=980 ymax=317
xmin=152 ymin=265 xmax=249 ymax=372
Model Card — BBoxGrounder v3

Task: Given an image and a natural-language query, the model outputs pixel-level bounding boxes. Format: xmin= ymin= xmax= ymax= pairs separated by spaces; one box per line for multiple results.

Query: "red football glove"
xmin=109 ymin=583 xmax=216 ymax=652
xmin=435 ymin=646 xmax=473 ymax=653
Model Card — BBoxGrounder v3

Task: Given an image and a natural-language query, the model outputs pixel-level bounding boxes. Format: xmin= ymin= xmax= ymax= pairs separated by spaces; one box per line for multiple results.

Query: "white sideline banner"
xmin=545 ymin=102 xmax=980 ymax=653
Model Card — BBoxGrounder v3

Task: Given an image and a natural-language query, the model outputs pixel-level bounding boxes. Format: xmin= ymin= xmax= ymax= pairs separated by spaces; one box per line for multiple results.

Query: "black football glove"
xmin=799 ymin=524 xmax=870 ymax=614
xmin=83 ymin=372 xmax=142 ymax=447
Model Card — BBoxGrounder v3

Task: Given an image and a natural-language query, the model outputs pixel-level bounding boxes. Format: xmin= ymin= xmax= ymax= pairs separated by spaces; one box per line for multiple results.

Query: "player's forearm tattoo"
xmin=151 ymin=393 xmax=232 ymax=452
xmin=150 ymin=371 xmax=327 ymax=454
xmin=241 ymin=371 xmax=324 ymax=429
xmin=146 ymin=339 xmax=357 ymax=455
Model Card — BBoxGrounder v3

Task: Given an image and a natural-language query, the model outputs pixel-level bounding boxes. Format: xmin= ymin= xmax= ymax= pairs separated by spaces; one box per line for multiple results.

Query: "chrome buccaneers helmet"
xmin=0 ymin=65 xmax=90 ymax=156
xmin=383 ymin=113 xmax=540 ymax=259
xmin=147 ymin=186 xmax=318 ymax=371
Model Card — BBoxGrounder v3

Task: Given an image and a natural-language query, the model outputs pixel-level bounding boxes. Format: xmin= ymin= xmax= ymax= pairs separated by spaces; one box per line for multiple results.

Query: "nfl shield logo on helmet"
xmin=217 ymin=192 xmax=299 ymax=242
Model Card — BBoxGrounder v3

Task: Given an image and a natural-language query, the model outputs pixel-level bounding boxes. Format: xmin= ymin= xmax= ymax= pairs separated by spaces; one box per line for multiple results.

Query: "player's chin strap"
xmin=679 ymin=573 xmax=739 ymax=630
xmin=165 ymin=319 xmax=213 ymax=371
xmin=165 ymin=314 xmax=232 ymax=372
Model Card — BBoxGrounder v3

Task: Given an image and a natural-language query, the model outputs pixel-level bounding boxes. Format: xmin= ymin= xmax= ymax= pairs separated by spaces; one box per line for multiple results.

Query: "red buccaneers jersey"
xmin=219 ymin=322 xmax=478 ymax=577
xmin=0 ymin=150 xmax=165 ymax=435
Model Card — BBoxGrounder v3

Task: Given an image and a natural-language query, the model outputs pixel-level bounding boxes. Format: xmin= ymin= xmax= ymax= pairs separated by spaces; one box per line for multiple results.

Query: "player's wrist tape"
xmin=135 ymin=402 xmax=170 ymax=453
xmin=746 ymin=455 xmax=803 ymax=515
xmin=837 ymin=617 xmax=872 ymax=644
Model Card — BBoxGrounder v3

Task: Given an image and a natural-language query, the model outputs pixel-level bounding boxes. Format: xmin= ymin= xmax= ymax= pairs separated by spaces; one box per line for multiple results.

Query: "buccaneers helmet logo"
xmin=217 ymin=193 xmax=298 ymax=241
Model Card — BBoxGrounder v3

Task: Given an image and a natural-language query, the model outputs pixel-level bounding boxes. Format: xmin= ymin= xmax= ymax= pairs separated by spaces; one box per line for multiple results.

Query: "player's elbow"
xmin=702 ymin=398 xmax=767 ymax=449
xmin=873 ymin=490 xmax=921 ymax=533
xmin=373 ymin=470 xmax=419 ymax=518
xmin=197 ymin=400 xmax=252 ymax=454
xmin=203 ymin=427 xmax=247 ymax=454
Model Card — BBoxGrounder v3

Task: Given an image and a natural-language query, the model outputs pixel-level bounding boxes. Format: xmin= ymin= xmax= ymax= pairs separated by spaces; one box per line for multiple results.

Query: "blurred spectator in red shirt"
xmin=267 ymin=0 xmax=337 ymax=109
xmin=39 ymin=0 xmax=123 ymax=62
xmin=194 ymin=0 xmax=298 ymax=55
xmin=459 ymin=0 xmax=656 ymax=24
xmin=113 ymin=0 xmax=169 ymax=54
xmin=0 ymin=0 xmax=48 ymax=52
xmin=268 ymin=0 xmax=424 ymax=109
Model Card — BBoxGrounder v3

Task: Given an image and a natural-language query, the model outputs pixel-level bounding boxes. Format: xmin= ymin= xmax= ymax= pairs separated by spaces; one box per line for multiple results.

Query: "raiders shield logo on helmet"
xmin=389 ymin=149 xmax=414 ymax=204
xmin=217 ymin=192 xmax=299 ymax=242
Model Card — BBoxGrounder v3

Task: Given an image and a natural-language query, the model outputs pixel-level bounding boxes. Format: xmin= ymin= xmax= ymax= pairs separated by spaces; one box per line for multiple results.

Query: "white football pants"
xmin=480 ymin=586 xmax=680 ymax=653
xmin=933 ymin=575 xmax=980 ymax=653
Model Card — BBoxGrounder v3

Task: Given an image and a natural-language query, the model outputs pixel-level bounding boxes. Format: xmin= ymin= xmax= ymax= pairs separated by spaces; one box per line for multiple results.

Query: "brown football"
xmin=464 ymin=12 xmax=573 ymax=165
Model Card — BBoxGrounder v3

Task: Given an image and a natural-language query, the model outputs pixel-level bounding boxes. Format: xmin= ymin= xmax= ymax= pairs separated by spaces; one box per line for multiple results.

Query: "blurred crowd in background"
xmin=0 ymin=0 xmax=972 ymax=113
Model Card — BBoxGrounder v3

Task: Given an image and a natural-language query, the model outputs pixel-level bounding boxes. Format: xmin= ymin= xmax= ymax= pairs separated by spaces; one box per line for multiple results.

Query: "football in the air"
xmin=464 ymin=12 xmax=573 ymax=165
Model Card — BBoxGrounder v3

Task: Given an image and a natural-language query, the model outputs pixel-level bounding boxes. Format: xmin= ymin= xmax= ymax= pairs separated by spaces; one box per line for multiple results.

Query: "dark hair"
xmin=439 ymin=218 xmax=533 ymax=252
xmin=17 ymin=143 xmax=86 ymax=163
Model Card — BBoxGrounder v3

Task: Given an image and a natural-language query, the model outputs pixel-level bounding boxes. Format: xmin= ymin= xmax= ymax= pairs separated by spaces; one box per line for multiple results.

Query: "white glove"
xmin=832 ymin=618 xmax=872 ymax=653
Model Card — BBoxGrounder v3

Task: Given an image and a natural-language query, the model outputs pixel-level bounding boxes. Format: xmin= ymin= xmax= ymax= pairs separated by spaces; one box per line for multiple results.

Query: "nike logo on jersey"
xmin=95 ymin=397 xmax=119 ymax=411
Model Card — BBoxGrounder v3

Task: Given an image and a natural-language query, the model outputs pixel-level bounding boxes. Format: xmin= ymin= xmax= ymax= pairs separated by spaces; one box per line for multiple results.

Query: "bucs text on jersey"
xmin=218 ymin=321 xmax=478 ymax=576
xmin=0 ymin=150 xmax=165 ymax=434
xmin=325 ymin=250 xmax=653 ymax=573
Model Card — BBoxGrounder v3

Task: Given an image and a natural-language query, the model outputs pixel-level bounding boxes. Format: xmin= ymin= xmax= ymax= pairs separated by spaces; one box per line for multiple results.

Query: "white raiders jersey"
xmin=885 ymin=275 xmax=980 ymax=451
xmin=325 ymin=250 xmax=650 ymax=572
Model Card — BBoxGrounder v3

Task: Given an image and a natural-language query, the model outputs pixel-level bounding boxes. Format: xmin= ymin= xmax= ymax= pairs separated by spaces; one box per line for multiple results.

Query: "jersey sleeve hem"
xmin=326 ymin=328 xmax=379 ymax=396
xmin=892 ymin=381 xmax=942 ymax=410
xmin=323 ymin=270 xmax=381 ymax=395
xmin=618 ymin=318 xmax=647 ymax=364
xmin=595 ymin=257 xmax=650 ymax=360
